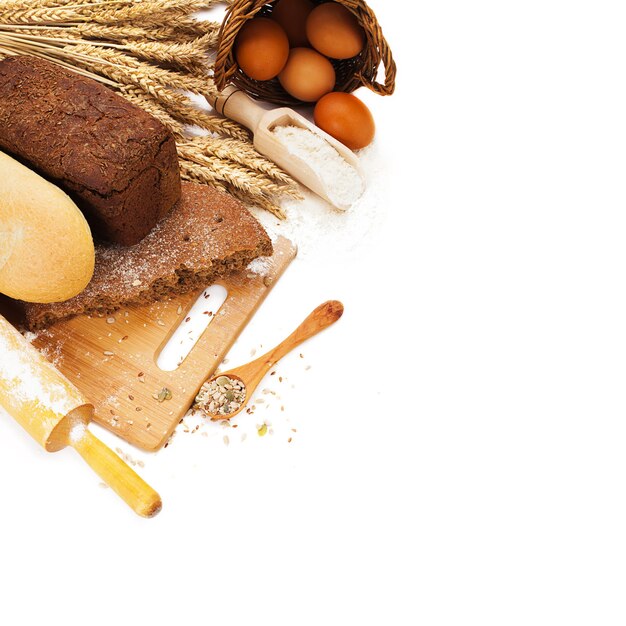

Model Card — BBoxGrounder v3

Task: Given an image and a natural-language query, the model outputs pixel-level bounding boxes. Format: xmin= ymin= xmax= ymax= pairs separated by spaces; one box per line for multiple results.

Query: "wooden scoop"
xmin=210 ymin=86 xmax=365 ymax=210
xmin=198 ymin=300 xmax=344 ymax=421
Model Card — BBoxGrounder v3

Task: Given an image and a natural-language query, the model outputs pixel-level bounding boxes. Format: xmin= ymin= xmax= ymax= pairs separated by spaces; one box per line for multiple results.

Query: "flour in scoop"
xmin=272 ymin=125 xmax=364 ymax=208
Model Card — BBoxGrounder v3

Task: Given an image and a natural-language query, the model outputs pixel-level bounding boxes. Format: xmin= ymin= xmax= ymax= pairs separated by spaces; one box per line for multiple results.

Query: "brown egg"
xmin=271 ymin=0 xmax=314 ymax=47
xmin=235 ymin=18 xmax=289 ymax=81
xmin=278 ymin=48 xmax=336 ymax=102
xmin=306 ymin=3 xmax=365 ymax=60
xmin=314 ymin=92 xmax=375 ymax=150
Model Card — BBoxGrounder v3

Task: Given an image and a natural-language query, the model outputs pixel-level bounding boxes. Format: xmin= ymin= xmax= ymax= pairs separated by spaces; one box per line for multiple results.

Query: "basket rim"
xmin=213 ymin=0 xmax=397 ymax=106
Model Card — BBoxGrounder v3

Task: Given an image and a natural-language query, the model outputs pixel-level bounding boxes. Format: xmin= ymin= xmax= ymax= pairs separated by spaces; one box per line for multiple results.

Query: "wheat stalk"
xmin=178 ymin=143 xmax=301 ymax=201
xmin=3 ymin=29 xmax=214 ymax=71
xmin=1 ymin=21 xmax=221 ymax=44
xmin=120 ymin=86 xmax=187 ymax=138
xmin=124 ymin=39 xmax=211 ymax=71
xmin=119 ymin=84 xmax=250 ymax=141
xmin=0 ymin=1 xmax=216 ymax=25
xmin=91 ymin=1 xmax=217 ymax=26
xmin=76 ymin=21 xmax=220 ymax=42
xmin=180 ymin=135 xmax=297 ymax=187
xmin=68 ymin=44 xmax=212 ymax=93
xmin=1 ymin=1 xmax=128 ymax=8
xmin=160 ymin=97 xmax=251 ymax=140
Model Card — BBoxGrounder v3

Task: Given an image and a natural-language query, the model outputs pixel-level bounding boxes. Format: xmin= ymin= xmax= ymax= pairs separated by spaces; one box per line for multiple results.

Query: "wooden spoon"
xmin=199 ymin=300 xmax=344 ymax=421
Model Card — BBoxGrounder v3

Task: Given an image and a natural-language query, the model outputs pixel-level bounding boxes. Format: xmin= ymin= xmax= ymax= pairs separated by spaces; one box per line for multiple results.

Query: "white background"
xmin=1 ymin=1 xmax=626 ymax=624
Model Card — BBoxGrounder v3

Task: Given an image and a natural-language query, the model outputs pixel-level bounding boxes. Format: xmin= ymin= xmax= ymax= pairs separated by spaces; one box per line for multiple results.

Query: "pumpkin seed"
xmin=156 ymin=387 xmax=172 ymax=402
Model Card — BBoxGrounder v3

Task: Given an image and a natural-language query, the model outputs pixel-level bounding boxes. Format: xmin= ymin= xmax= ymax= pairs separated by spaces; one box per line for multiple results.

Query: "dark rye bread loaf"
xmin=23 ymin=182 xmax=273 ymax=330
xmin=0 ymin=55 xmax=181 ymax=246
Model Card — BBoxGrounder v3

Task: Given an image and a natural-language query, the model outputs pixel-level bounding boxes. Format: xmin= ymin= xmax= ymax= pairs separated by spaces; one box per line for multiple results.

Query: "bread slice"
xmin=23 ymin=182 xmax=272 ymax=329
xmin=0 ymin=151 xmax=95 ymax=304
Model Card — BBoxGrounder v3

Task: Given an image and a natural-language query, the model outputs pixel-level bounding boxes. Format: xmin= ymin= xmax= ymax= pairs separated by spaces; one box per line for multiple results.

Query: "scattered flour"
xmin=246 ymin=256 xmax=272 ymax=277
xmin=0 ymin=324 xmax=84 ymax=433
xmin=69 ymin=421 xmax=87 ymax=444
xmin=272 ymin=125 xmax=364 ymax=209
xmin=249 ymin=139 xmax=387 ymax=261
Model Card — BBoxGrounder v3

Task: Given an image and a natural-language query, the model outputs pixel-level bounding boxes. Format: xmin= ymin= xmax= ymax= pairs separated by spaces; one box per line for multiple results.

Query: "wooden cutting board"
xmin=17 ymin=236 xmax=296 ymax=451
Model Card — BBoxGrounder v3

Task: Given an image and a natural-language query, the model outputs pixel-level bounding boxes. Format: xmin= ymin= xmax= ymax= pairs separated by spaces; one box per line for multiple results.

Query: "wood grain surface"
xmin=20 ymin=236 xmax=297 ymax=451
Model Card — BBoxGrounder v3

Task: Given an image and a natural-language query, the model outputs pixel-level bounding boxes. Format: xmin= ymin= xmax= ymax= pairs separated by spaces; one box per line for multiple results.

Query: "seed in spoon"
xmin=194 ymin=376 xmax=247 ymax=417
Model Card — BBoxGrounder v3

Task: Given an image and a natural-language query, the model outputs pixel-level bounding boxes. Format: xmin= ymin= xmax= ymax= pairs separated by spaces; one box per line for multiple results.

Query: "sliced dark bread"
xmin=23 ymin=182 xmax=273 ymax=330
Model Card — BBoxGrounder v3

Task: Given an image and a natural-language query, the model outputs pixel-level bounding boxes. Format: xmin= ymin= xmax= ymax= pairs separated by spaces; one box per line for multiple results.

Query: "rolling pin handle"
xmin=70 ymin=427 xmax=162 ymax=518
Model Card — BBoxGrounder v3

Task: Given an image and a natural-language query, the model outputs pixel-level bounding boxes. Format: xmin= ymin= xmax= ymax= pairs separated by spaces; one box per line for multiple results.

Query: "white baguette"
xmin=0 ymin=151 xmax=95 ymax=303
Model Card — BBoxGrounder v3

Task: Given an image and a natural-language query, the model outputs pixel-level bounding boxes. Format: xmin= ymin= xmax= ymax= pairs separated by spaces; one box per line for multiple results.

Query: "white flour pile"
xmin=272 ymin=125 xmax=364 ymax=208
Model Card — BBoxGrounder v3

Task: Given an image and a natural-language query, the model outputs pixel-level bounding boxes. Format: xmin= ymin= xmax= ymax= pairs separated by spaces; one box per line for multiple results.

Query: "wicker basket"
xmin=214 ymin=0 xmax=397 ymax=106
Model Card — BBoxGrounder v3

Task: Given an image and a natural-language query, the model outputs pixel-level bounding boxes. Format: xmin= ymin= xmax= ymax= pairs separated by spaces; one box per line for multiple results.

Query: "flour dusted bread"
xmin=0 ymin=151 xmax=95 ymax=303
xmin=0 ymin=55 xmax=181 ymax=246
xmin=23 ymin=182 xmax=272 ymax=329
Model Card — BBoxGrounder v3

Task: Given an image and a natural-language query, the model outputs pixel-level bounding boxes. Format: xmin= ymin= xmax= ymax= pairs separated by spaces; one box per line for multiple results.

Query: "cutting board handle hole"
xmin=155 ymin=284 xmax=228 ymax=372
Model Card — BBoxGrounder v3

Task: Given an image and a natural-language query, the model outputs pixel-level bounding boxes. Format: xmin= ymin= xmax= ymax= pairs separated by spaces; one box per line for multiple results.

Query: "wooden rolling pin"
xmin=0 ymin=315 xmax=161 ymax=517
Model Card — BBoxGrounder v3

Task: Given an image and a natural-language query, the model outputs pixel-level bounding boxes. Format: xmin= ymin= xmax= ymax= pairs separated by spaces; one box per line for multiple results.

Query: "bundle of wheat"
xmin=0 ymin=0 xmax=300 ymax=218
